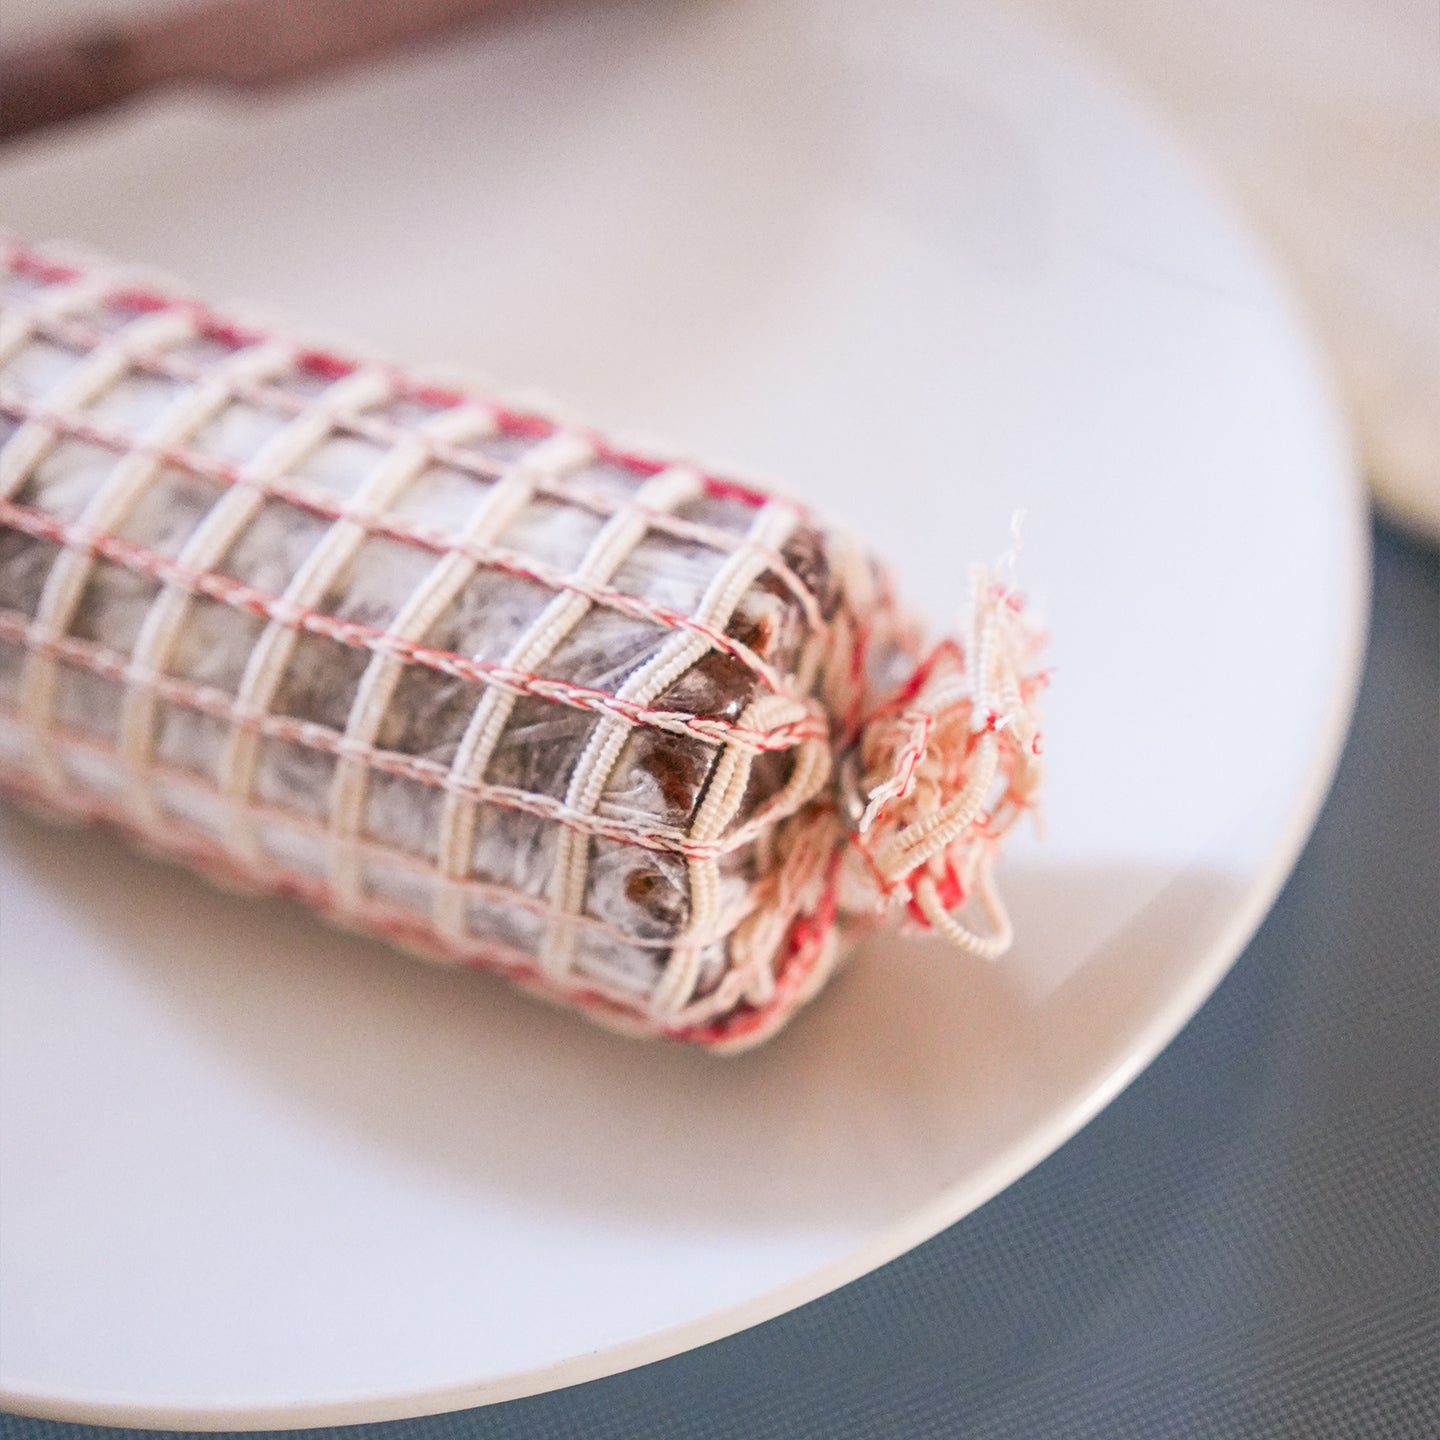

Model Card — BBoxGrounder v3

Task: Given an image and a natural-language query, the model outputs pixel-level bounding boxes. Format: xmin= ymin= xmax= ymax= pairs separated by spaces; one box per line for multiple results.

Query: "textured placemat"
xmin=5 ymin=515 xmax=1437 ymax=1438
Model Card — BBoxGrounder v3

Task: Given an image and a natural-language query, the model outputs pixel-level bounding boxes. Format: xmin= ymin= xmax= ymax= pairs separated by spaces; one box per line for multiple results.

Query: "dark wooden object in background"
xmin=0 ymin=0 xmax=530 ymax=142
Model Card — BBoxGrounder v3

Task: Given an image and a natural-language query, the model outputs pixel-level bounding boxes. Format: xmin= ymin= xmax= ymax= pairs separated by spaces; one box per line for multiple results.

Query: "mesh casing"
xmin=0 ymin=241 xmax=1044 ymax=1050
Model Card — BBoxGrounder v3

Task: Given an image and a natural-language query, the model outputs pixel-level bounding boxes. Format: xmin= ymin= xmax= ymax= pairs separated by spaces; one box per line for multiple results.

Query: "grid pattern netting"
xmin=0 ymin=244 xmax=864 ymax=1045
xmin=0 ymin=241 xmax=1047 ymax=1049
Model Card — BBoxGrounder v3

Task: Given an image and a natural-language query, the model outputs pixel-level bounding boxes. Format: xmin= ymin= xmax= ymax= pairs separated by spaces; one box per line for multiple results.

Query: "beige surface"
xmin=1027 ymin=0 xmax=1439 ymax=537
xmin=3 ymin=0 xmax=1435 ymax=532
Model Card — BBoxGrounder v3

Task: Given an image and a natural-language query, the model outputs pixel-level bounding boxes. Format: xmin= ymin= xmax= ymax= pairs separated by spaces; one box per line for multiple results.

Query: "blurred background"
xmin=2 ymin=0 xmax=1436 ymax=539
xmin=1033 ymin=0 xmax=1438 ymax=541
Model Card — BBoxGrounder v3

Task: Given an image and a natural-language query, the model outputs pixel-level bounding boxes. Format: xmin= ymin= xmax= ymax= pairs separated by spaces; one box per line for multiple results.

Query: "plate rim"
xmin=0 ymin=8 xmax=1375 ymax=1424
xmin=0 ymin=408 xmax=1371 ymax=1437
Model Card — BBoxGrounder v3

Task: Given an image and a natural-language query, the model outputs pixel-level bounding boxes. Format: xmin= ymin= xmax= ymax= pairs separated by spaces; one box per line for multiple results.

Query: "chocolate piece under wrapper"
xmin=0 ymin=241 xmax=1047 ymax=1051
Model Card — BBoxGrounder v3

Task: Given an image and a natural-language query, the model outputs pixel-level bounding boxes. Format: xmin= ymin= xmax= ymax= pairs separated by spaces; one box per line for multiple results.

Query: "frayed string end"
xmin=836 ymin=534 xmax=1047 ymax=960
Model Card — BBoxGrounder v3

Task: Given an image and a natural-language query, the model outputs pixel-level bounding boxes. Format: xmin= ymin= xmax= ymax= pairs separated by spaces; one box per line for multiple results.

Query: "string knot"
xmin=834 ymin=560 xmax=1047 ymax=959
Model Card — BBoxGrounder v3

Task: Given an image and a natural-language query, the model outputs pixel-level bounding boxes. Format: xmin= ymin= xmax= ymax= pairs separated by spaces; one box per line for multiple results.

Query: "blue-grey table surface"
xmin=6 ymin=516 xmax=1437 ymax=1440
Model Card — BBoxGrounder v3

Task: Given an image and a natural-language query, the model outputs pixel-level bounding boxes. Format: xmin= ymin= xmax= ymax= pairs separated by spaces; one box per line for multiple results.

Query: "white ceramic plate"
xmin=0 ymin=0 xmax=1365 ymax=1427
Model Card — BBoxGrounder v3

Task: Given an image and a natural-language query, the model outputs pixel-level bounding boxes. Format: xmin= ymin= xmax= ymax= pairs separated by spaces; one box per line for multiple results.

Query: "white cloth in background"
xmin=4 ymin=0 xmax=1436 ymax=533
xmin=1026 ymin=0 xmax=1440 ymax=539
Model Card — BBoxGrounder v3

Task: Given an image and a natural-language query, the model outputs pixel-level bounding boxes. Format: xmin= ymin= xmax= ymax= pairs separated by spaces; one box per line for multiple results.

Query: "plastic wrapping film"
xmin=0 ymin=240 xmax=1046 ymax=1050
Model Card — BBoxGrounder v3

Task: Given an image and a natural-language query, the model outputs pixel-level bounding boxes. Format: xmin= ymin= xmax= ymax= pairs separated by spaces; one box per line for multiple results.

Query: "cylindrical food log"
xmin=0 ymin=241 xmax=1046 ymax=1050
